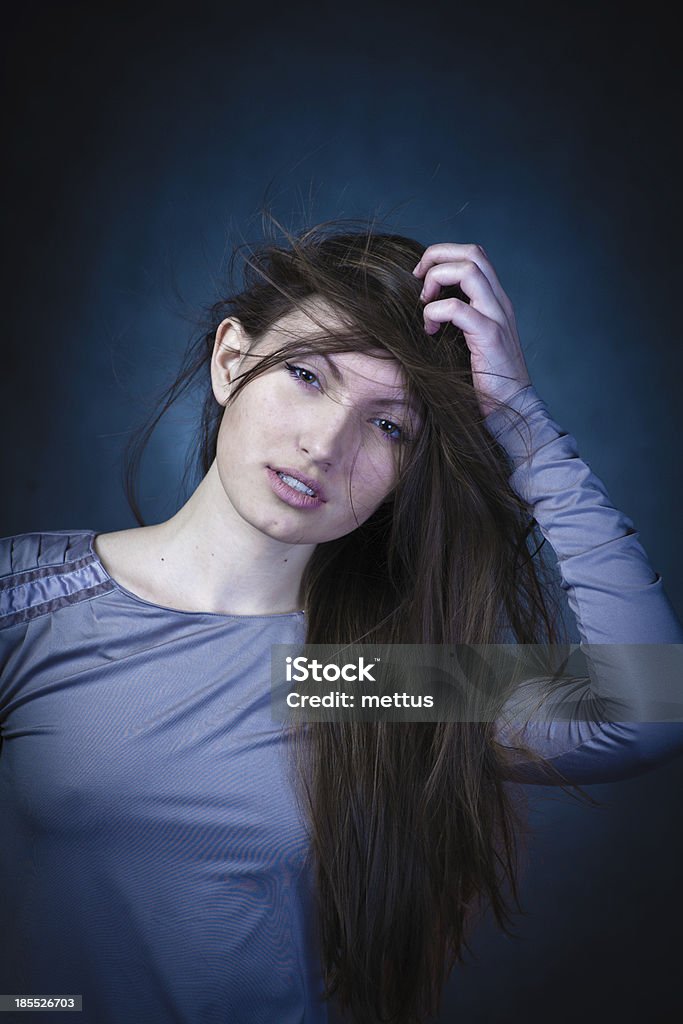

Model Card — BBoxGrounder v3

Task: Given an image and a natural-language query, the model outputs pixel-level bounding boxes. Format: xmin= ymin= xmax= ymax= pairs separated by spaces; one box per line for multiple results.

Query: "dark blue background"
xmin=3 ymin=2 xmax=681 ymax=1020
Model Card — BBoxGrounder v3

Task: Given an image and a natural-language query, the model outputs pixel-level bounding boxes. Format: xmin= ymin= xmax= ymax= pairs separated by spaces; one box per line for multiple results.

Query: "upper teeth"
xmin=277 ymin=472 xmax=316 ymax=496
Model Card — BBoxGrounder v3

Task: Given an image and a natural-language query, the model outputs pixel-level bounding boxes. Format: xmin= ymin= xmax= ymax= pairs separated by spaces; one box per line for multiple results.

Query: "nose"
xmin=298 ymin=399 xmax=359 ymax=467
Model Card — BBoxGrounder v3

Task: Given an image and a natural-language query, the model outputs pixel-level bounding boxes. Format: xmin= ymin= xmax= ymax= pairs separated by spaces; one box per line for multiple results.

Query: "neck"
xmin=138 ymin=462 xmax=316 ymax=616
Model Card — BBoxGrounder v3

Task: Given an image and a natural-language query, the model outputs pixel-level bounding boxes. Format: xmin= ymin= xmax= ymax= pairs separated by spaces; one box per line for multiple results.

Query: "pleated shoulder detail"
xmin=0 ymin=530 xmax=114 ymax=628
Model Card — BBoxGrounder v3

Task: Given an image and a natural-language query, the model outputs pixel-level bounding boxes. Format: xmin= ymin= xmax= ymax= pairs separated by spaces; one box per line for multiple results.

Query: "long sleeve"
xmin=484 ymin=385 xmax=683 ymax=784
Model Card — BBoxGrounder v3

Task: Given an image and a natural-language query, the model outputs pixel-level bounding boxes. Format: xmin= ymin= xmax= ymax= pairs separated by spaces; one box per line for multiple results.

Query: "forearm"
xmin=484 ymin=385 xmax=683 ymax=643
xmin=485 ymin=386 xmax=683 ymax=783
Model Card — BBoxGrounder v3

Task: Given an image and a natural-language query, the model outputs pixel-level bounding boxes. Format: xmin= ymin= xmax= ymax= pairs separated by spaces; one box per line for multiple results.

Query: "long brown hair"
xmin=123 ymin=211 xmax=594 ymax=1023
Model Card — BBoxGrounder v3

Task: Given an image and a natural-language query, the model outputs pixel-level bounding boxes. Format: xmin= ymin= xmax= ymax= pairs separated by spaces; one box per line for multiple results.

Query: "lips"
xmin=270 ymin=466 xmax=327 ymax=502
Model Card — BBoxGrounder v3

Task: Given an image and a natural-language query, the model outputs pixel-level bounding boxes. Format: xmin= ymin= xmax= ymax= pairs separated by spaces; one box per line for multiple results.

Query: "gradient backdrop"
xmin=3 ymin=2 xmax=682 ymax=1021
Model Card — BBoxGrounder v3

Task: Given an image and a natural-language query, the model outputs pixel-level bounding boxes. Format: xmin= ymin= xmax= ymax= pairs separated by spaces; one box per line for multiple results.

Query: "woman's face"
xmin=210 ymin=302 xmax=420 ymax=546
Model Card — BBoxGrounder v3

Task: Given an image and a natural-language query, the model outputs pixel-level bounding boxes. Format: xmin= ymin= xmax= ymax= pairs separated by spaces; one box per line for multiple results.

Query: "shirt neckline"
xmin=87 ymin=531 xmax=307 ymax=622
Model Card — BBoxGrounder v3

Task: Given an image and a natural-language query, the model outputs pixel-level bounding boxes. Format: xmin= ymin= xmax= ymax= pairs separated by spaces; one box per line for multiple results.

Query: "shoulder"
xmin=0 ymin=529 xmax=115 ymax=629
xmin=0 ymin=532 xmax=96 ymax=581
xmin=0 ymin=530 xmax=94 ymax=578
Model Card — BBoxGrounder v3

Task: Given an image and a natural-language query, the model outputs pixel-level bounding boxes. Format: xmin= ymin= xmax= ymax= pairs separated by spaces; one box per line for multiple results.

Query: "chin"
xmin=252 ymin=515 xmax=319 ymax=545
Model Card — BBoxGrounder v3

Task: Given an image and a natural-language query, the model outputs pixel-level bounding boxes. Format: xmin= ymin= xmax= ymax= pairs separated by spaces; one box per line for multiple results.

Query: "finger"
xmin=419 ymin=259 xmax=507 ymax=329
xmin=413 ymin=243 xmax=514 ymax=320
xmin=423 ymin=295 xmax=501 ymax=341
xmin=416 ymin=243 xmax=514 ymax=319
xmin=413 ymin=242 xmax=489 ymax=275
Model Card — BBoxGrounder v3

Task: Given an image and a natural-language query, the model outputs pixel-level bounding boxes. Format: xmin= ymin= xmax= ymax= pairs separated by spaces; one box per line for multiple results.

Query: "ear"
xmin=210 ymin=317 xmax=249 ymax=406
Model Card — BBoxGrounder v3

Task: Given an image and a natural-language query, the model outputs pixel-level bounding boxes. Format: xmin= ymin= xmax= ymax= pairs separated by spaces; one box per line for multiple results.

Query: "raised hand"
xmin=412 ymin=243 xmax=532 ymax=418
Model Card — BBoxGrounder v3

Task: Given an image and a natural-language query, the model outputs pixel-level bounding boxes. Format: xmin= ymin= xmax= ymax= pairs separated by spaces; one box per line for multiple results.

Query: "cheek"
xmin=351 ymin=442 xmax=400 ymax=499
xmin=220 ymin=389 xmax=277 ymax=449
xmin=214 ymin=406 xmax=254 ymax=483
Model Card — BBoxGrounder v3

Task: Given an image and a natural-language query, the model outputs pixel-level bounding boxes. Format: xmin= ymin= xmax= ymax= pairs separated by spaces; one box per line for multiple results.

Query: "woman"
xmin=1 ymin=219 xmax=682 ymax=1024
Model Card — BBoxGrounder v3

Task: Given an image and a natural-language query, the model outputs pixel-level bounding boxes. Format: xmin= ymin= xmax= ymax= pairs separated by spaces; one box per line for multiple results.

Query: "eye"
xmin=285 ymin=362 xmax=413 ymax=444
xmin=373 ymin=418 xmax=408 ymax=443
xmin=284 ymin=362 xmax=321 ymax=389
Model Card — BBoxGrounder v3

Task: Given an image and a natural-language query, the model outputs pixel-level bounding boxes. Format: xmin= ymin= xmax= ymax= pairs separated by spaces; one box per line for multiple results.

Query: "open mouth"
xmin=275 ymin=471 xmax=317 ymax=497
xmin=269 ymin=465 xmax=326 ymax=502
